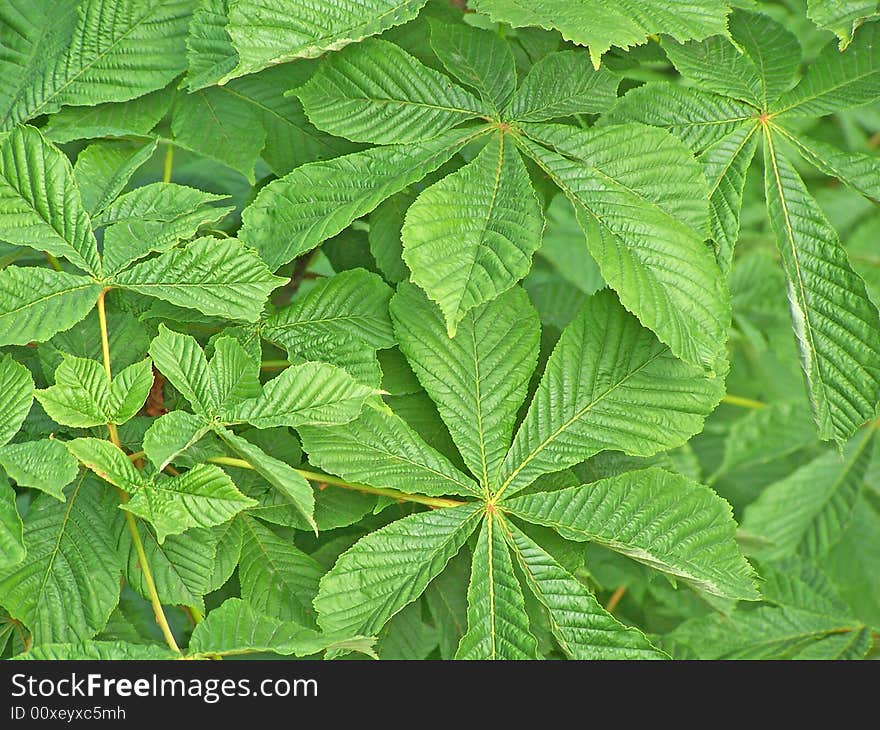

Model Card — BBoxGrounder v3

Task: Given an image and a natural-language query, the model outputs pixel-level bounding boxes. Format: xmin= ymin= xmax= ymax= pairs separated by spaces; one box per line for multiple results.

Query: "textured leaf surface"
xmin=507 ymin=468 xmax=758 ymax=599
xmin=0 ymin=478 xmax=25 ymax=570
xmin=741 ymin=426 xmax=876 ymax=559
xmin=456 ymin=514 xmax=538 ymax=659
xmin=402 ymin=133 xmax=543 ymax=334
xmin=73 ymin=138 xmax=158 ymax=216
xmin=315 ymin=504 xmax=481 ymax=635
xmin=808 ymin=0 xmax=879 ymax=46
xmin=470 ymin=0 xmax=731 ymax=67
xmin=238 ymin=517 xmax=323 ymax=625
xmin=0 ymin=439 xmax=79 ymax=500
xmin=763 ymin=133 xmax=880 ymax=444
xmin=238 ymin=130 xmax=473 ymax=270
xmin=0 ymin=354 xmax=34 ymax=447
xmin=0 ymin=479 xmax=122 ymax=644
xmin=15 ymin=641 xmax=178 ymax=660
xmin=297 ymin=39 xmax=484 ymax=144
xmin=222 ymin=0 xmax=428 ymax=82
xmin=517 ymin=126 xmax=727 ymax=371
xmin=507 ymin=51 xmax=618 ymax=121
xmin=496 ymin=290 xmax=723 ymax=499
xmin=300 ymin=407 xmax=481 ymax=498
xmin=113 ymin=237 xmax=285 ymax=322
xmin=505 ymin=520 xmax=665 ymax=659
xmin=189 ymin=598 xmax=376 ymax=658
xmin=0 ymin=125 xmax=100 ymax=274
xmin=391 ymin=283 xmax=539 ymax=490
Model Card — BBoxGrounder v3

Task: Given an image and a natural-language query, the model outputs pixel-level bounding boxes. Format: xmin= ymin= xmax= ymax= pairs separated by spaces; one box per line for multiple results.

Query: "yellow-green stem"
xmin=188 ymin=605 xmax=205 ymax=625
xmin=97 ymin=289 xmax=181 ymax=654
xmin=162 ymin=144 xmax=174 ymax=183
xmin=206 ymin=457 xmax=466 ymax=509
xmin=721 ymin=394 xmax=766 ymax=410
xmin=44 ymin=252 xmax=62 ymax=271
xmin=260 ymin=360 xmax=290 ymax=371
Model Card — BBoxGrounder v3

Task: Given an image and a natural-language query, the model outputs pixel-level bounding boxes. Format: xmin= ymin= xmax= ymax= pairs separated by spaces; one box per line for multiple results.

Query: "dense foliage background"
xmin=0 ymin=0 xmax=879 ymax=660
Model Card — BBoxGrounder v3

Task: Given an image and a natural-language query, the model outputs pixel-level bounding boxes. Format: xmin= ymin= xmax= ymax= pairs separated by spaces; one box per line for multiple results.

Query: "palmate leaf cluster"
xmin=0 ymin=0 xmax=878 ymax=661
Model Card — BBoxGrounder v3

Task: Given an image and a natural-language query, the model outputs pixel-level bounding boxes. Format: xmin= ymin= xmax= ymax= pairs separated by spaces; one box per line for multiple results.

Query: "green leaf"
xmin=701 ymin=124 xmax=759 ymax=276
xmin=774 ymin=128 xmax=880 ymax=204
xmin=517 ymin=124 xmax=727 ymax=371
xmin=504 ymin=518 xmax=665 ymax=659
xmin=189 ymin=598 xmax=376 ymax=658
xmin=148 ymin=325 xmax=216 ymax=416
xmin=221 ymin=0 xmax=429 ymax=83
xmin=0 ymin=354 xmax=34 ymax=447
xmin=0 ymin=267 xmax=100 ymax=347
xmin=605 ymin=83 xmax=756 ymax=153
xmin=469 ymin=0 xmax=732 ymax=68
xmin=120 ymin=524 xmax=216 ymax=612
xmin=0 ymin=478 xmax=25 ymax=570
xmin=185 ymin=0 xmax=236 ymax=90
xmin=14 ymin=641 xmax=178 ymax=660
xmin=0 ymin=478 xmax=122 ymax=644
xmin=808 ymin=0 xmax=880 ymax=48
xmin=233 ymin=362 xmax=375 ymax=429
xmin=144 ymin=412 xmax=211 ymax=472
xmin=495 ymin=290 xmax=723 ymax=499
xmin=216 ymin=428 xmax=316 ymax=533
xmin=296 ymin=39 xmax=484 ymax=144
xmin=315 ymin=504 xmax=482 ymax=636
xmin=506 ymin=50 xmax=619 ymax=121
xmin=506 ymin=468 xmax=758 ymax=600
xmin=73 ymin=138 xmax=159 ymax=216
xmin=763 ymin=132 xmax=880 ymax=444
xmin=124 ymin=463 xmax=256 ymax=543
xmin=402 ymin=132 xmax=544 ymax=335
xmin=429 ymin=21 xmax=516 ymax=114
xmin=35 ymin=356 xmax=152 ymax=427
xmin=261 ymin=269 xmax=394 ymax=386
xmin=664 ymin=10 xmax=801 ymax=108
xmin=775 ymin=24 xmax=880 ymax=116
xmin=0 ymin=125 xmax=101 ymax=275
xmin=171 ymin=86 xmax=266 ymax=182
xmin=741 ymin=426 xmax=876 ymax=560
xmin=300 ymin=406 xmax=481 ymax=498
xmin=238 ymin=129 xmax=475 ymax=270
xmin=456 ymin=514 xmax=538 ymax=659
xmin=112 ymin=237 xmax=285 ymax=322
xmin=66 ymin=437 xmax=142 ymax=491
xmin=1 ymin=0 xmax=193 ymax=129
xmin=0 ymin=439 xmax=79 ymax=500
xmin=391 ymin=283 xmax=539 ymax=490
xmin=238 ymin=516 xmax=323 ymax=625
xmin=96 ymin=183 xmax=233 ymax=274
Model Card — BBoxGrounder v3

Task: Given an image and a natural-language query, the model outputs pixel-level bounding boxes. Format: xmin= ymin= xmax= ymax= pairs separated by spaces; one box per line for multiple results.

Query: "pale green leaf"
xmin=300 ymin=406 xmax=481 ymax=498
xmin=470 ymin=0 xmax=731 ymax=67
xmin=0 ymin=478 xmax=25 ymax=570
xmin=232 ymin=361 xmax=375 ymax=429
xmin=506 ymin=468 xmax=759 ymax=600
xmin=495 ymin=290 xmax=723 ymax=499
xmin=456 ymin=514 xmax=538 ymax=659
xmin=808 ymin=0 xmax=879 ymax=47
xmin=391 ymin=283 xmax=539 ymax=490
xmin=504 ymin=518 xmax=665 ymax=659
xmin=0 ymin=439 xmax=79 ymax=500
xmin=148 ymin=325 xmax=216 ymax=417
xmin=296 ymin=38 xmax=485 ymax=144
xmin=763 ymin=133 xmax=880 ymax=444
xmin=221 ymin=0 xmax=429 ymax=83
xmin=0 ymin=354 xmax=34 ymax=447
xmin=315 ymin=504 xmax=482 ymax=635
xmin=73 ymin=138 xmax=159 ymax=216
xmin=517 ymin=125 xmax=727 ymax=371
xmin=429 ymin=21 xmax=516 ymax=114
xmin=112 ymin=237 xmax=285 ymax=322
xmin=238 ymin=516 xmax=323 ymax=625
xmin=741 ymin=426 xmax=876 ymax=559
xmin=775 ymin=24 xmax=880 ymax=116
xmin=402 ymin=132 xmax=544 ymax=334
xmin=238 ymin=129 xmax=475 ymax=270
xmin=506 ymin=50 xmax=618 ymax=121
xmin=185 ymin=0 xmax=236 ymax=90
xmin=14 ymin=641 xmax=178 ymax=660
xmin=65 ymin=437 xmax=144 ymax=491
xmin=189 ymin=598 xmax=376 ymax=658
xmin=0 ymin=125 xmax=101 ymax=274
xmin=0 ymin=478 xmax=122 ymax=644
